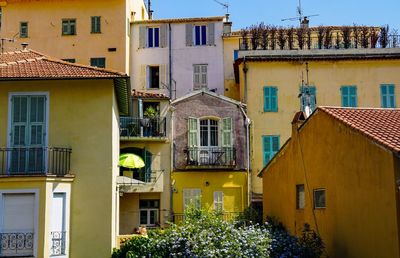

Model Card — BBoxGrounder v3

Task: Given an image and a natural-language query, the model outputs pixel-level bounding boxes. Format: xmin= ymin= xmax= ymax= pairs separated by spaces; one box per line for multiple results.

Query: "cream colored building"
xmin=0 ymin=0 xmax=148 ymax=73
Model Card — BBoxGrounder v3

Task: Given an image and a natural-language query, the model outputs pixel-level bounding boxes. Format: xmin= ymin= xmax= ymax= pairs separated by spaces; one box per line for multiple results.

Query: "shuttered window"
xmin=193 ymin=64 xmax=208 ymax=90
xmin=91 ymin=16 xmax=101 ymax=33
xmin=221 ymin=117 xmax=232 ymax=147
xmin=62 ymin=19 xmax=76 ymax=35
xmin=263 ymin=86 xmax=278 ymax=112
xmin=341 ymin=86 xmax=357 ymax=107
xmin=262 ymin=135 xmax=280 ymax=166
xmin=380 ymin=84 xmax=396 ymax=108
xmin=20 ymin=22 xmax=28 ymax=38
xmin=183 ymin=189 xmax=201 ymax=210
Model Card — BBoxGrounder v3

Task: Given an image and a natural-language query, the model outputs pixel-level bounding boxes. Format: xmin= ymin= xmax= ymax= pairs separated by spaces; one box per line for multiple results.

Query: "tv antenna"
xmin=212 ymin=0 xmax=229 ymax=15
xmin=281 ymin=0 xmax=319 ymax=26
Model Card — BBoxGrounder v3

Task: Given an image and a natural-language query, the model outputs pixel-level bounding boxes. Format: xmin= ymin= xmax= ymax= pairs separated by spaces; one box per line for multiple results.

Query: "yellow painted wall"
xmin=0 ymin=0 xmax=148 ymax=73
xmin=0 ymin=79 xmax=119 ymax=258
xmin=239 ymin=58 xmax=400 ymax=194
xmin=222 ymin=34 xmax=240 ymax=100
xmin=262 ymin=110 xmax=400 ymax=258
xmin=171 ymin=171 xmax=247 ymax=214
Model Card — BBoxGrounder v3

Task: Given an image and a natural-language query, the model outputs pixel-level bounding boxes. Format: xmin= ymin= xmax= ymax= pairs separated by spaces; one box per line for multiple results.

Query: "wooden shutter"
xmin=381 ymin=85 xmax=387 ymax=108
xmin=160 ymin=24 xmax=168 ymax=48
xmin=221 ymin=117 xmax=232 ymax=147
xmin=263 ymin=87 xmax=270 ymax=112
xmin=188 ymin=117 xmax=198 ymax=147
xmin=159 ymin=64 xmax=167 ymax=88
xmin=341 ymin=86 xmax=349 ymax=107
xmin=193 ymin=65 xmax=200 ymax=90
xmin=140 ymin=65 xmax=147 ymax=89
xmin=200 ymin=65 xmax=207 ymax=88
xmin=11 ymin=96 xmax=28 ymax=147
xmin=271 ymin=87 xmax=278 ymax=111
xmin=139 ymin=26 xmax=146 ymax=48
xmin=350 ymin=87 xmax=357 ymax=107
xmin=263 ymin=136 xmax=271 ymax=166
xmin=186 ymin=23 xmax=193 ymax=46
xmin=207 ymin=22 xmax=215 ymax=45
xmin=389 ymin=85 xmax=396 ymax=108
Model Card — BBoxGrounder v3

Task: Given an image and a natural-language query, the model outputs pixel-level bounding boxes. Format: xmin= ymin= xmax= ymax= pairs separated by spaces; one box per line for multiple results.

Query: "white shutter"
xmin=221 ymin=117 xmax=232 ymax=147
xmin=139 ymin=26 xmax=146 ymax=48
xmin=140 ymin=65 xmax=147 ymax=89
xmin=186 ymin=23 xmax=193 ymax=46
xmin=188 ymin=117 xmax=198 ymax=147
xmin=201 ymin=65 xmax=207 ymax=88
xmin=193 ymin=65 xmax=201 ymax=90
xmin=208 ymin=23 xmax=215 ymax=45
xmin=160 ymin=24 xmax=168 ymax=48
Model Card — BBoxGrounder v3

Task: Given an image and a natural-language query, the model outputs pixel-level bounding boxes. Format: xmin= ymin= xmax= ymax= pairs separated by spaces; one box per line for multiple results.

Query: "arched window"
xmin=200 ymin=119 xmax=219 ymax=147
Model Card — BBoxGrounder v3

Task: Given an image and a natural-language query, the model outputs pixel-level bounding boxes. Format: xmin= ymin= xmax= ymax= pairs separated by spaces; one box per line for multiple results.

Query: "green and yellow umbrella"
xmin=119 ymin=153 xmax=145 ymax=169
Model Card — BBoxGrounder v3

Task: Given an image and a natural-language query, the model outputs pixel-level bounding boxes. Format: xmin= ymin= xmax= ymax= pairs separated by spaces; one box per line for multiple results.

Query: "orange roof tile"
xmin=131 ymin=89 xmax=169 ymax=99
xmin=319 ymin=107 xmax=400 ymax=155
xmin=0 ymin=50 xmax=127 ymax=79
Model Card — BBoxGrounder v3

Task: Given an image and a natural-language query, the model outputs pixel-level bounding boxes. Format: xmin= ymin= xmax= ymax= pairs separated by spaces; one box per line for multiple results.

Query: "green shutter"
xmin=188 ymin=117 xmax=198 ymax=147
xmin=221 ymin=117 xmax=232 ymax=147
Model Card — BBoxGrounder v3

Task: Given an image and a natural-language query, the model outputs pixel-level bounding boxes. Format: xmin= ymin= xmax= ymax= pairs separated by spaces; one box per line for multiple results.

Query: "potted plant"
xmin=140 ymin=106 xmax=157 ymax=127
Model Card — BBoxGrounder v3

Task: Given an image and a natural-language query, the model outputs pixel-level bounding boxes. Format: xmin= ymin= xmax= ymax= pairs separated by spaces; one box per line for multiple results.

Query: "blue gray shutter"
xmin=207 ymin=23 xmax=215 ymax=45
xmin=160 ymin=24 xmax=167 ymax=48
xmin=139 ymin=26 xmax=146 ymax=48
xmin=186 ymin=23 xmax=193 ymax=46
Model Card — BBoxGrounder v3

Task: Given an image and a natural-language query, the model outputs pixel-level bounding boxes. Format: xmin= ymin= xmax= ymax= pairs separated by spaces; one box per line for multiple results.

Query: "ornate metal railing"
xmin=120 ymin=116 xmax=167 ymax=139
xmin=0 ymin=147 xmax=72 ymax=176
xmin=172 ymin=212 xmax=242 ymax=224
xmin=185 ymin=147 xmax=236 ymax=167
xmin=50 ymin=231 xmax=66 ymax=256
xmin=0 ymin=232 xmax=34 ymax=257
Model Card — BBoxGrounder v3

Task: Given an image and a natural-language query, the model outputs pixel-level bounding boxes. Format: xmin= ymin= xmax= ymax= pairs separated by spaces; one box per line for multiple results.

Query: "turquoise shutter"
xmin=350 ymin=86 xmax=357 ymax=107
xmin=263 ymin=87 xmax=270 ymax=112
xmin=272 ymin=136 xmax=280 ymax=154
xmin=271 ymin=87 xmax=278 ymax=111
xmin=341 ymin=87 xmax=348 ymax=107
xmin=381 ymin=85 xmax=387 ymax=108
xmin=11 ymin=96 xmax=28 ymax=147
xmin=388 ymin=85 xmax=396 ymax=108
xmin=264 ymin=86 xmax=277 ymax=112
xmin=263 ymin=136 xmax=270 ymax=166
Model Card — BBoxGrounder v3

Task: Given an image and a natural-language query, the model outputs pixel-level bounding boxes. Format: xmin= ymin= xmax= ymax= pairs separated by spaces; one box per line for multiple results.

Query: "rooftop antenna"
xmin=212 ymin=0 xmax=230 ymax=20
xmin=298 ymin=62 xmax=315 ymax=117
xmin=1 ymin=33 xmax=18 ymax=53
xmin=147 ymin=0 xmax=153 ymax=20
xmin=281 ymin=0 xmax=319 ymax=28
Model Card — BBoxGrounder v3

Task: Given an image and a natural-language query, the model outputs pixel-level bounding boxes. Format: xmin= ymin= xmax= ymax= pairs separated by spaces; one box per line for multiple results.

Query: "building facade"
xmin=130 ymin=17 xmax=225 ymax=99
xmin=0 ymin=0 xmax=148 ymax=73
xmin=0 ymin=50 xmax=130 ymax=258
xmin=261 ymin=107 xmax=400 ymax=258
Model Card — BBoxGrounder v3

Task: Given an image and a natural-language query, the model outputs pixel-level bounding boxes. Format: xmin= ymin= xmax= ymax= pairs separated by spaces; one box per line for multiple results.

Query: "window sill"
xmin=62 ymin=34 xmax=77 ymax=36
xmin=91 ymin=32 xmax=102 ymax=34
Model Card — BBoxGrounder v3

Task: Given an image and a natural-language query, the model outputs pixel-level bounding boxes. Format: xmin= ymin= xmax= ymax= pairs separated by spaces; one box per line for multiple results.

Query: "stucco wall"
xmin=262 ymin=110 xmax=399 ymax=258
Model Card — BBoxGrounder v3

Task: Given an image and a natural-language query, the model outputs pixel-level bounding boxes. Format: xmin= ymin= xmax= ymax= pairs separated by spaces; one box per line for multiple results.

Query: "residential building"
xmin=0 ymin=0 xmax=148 ymax=73
xmin=0 ymin=49 xmax=130 ymax=257
xmin=170 ymin=89 xmax=250 ymax=221
xmin=261 ymin=107 xmax=400 ymax=258
xmin=118 ymin=90 xmax=171 ymax=235
xmin=233 ymin=33 xmax=400 ymax=203
xmin=130 ymin=17 xmax=225 ymax=99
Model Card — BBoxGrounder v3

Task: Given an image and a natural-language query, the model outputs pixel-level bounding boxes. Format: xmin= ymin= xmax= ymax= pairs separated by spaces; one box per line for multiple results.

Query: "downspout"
xmin=169 ymin=102 xmax=175 ymax=222
xmin=168 ymin=23 xmax=173 ymax=99
xmin=243 ymin=56 xmax=248 ymax=103
xmin=239 ymin=105 xmax=251 ymax=207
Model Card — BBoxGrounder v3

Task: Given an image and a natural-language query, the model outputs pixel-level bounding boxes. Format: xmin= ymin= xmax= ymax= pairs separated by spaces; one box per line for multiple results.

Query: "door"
xmin=9 ymin=95 xmax=47 ymax=174
xmin=50 ymin=193 xmax=66 ymax=256
xmin=0 ymin=193 xmax=35 ymax=257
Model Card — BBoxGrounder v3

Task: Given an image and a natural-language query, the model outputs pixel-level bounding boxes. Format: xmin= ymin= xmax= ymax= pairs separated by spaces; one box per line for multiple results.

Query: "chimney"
xmin=223 ymin=14 xmax=232 ymax=35
xmin=291 ymin=111 xmax=306 ymax=136
xmin=21 ymin=43 xmax=28 ymax=51
xmin=300 ymin=17 xmax=309 ymax=29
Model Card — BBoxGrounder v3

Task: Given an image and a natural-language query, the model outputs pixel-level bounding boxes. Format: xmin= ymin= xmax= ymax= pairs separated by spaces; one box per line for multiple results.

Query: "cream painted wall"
xmin=0 ymin=79 xmax=120 ymax=258
xmin=239 ymin=57 xmax=400 ymax=194
xmin=130 ymin=20 xmax=225 ymax=99
xmin=0 ymin=0 xmax=147 ymax=73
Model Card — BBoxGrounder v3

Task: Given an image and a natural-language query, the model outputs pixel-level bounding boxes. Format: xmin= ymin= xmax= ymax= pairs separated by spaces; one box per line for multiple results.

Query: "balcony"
xmin=120 ymin=116 xmax=167 ymax=141
xmin=185 ymin=147 xmax=236 ymax=169
xmin=50 ymin=231 xmax=66 ymax=256
xmin=172 ymin=212 xmax=242 ymax=224
xmin=117 ymin=170 xmax=164 ymax=193
xmin=0 ymin=147 xmax=72 ymax=176
xmin=0 ymin=232 xmax=34 ymax=257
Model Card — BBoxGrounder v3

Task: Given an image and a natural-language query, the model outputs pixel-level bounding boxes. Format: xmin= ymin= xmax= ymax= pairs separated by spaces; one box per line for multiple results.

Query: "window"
xmin=262 ymin=135 xmax=280 ymax=166
xmin=341 ymin=86 xmax=357 ymax=107
xmin=139 ymin=200 xmax=159 ymax=226
xmin=50 ymin=193 xmax=67 ymax=256
xmin=20 ymin=22 xmax=28 ymax=38
xmin=183 ymin=189 xmax=201 ymax=210
xmin=299 ymin=86 xmax=316 ymax=114
xmin=193 ymin=64 xmax=207 ymax=90
xmin=296 ymin=184 xmax=305 ymax=209
xmin=148 ymin=66 xmax=160 ymax=89
xmin=62 ymin=19 xmax=76 ymax=35
xmin=147 ymin=27 xmax=160 ymax=48
xmin=263 ymin=86 xmax=278 ymax=112
xmin=61 ymin=59 xmax=76 ymax=63
xmin=213 ymin=191 xmax=224 ymax=211
xmin=200 ymin=119 xmax=218 ymax=147
xmin=313 ymin=189 xmax=326 ymax=209
xmin=194 ymin=25 xmax=207 ymax=46
xmin=90 ymin=57 xmax=106 ymax=68
xmin=381 ymin=84 xmax=396 ymax=108
xmin=91 ymin=16 xmax=101 ymax=33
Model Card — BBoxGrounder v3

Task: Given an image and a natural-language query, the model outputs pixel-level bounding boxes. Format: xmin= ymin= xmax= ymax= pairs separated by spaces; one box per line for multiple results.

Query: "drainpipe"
xmin=239 ymin=105 xmax=251 ymax=207
xmin=242 ymin=56 xmax=248 ymax=103
xmin=168 ymin=23 xmax=173 ymax=99
xmin=169 ymin=102 xmax=175 ymax=222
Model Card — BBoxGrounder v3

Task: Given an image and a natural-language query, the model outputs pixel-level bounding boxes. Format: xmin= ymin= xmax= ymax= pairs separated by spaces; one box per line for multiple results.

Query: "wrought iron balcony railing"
xmin=50 ymin=231 xmax=66 ymax=256
xmin=0 ymin=232 xmax=34 ymax=257
xmin=0 ymin=147 xmax=72 ymax=176
xmin=120 ymin=116 xmax=167 ymax=139
xmin=185 ymin=147 xmax=236 ymax=168
xmin=172 ymin=212 xmax=242 ymax=224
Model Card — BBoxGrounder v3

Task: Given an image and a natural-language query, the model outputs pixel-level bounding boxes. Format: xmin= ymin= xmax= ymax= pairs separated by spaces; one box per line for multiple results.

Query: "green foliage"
xmin=298 ymin=223 xmax=325 ymax=258
xmin=143 ymin=106 xmax=157 ymax=118
xmin=236 ymin=206 xmax=262 ymax=226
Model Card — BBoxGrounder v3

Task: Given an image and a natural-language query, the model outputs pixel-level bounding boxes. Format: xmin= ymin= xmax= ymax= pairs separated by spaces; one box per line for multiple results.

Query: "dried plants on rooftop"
xmin=249 ymin=24 xmax=261 ymax=50
xmin=341 ymin=26 xmax=352 ymax=49
xmin=260 ymin=23 xmax=269 ymax=50
xmin=370 ymin=29 xmax=379 ymax=48
xmin=324 ymin=27 xmax=333 ymax=49
xmin=296 ymin=27 xmax=305 ymax=50
xmin=277 ymin=27 xmax=287 ymax=50
xmin=270 ymin=26 xmax=277 ymax=50
xmin=379 ymin=25 xmax=389 ymax=48
xmin=287 ymin=27 xmax=295 ymax=50
xmin=317 ymin=26 xmax=325 ymax=49
xmin=240 ymin=28 xmax=249 ymax=50
xmin=353 ymin=24 xmax=360 ymax=48
xmin=360 ymin=26 xmax=370 ymax=48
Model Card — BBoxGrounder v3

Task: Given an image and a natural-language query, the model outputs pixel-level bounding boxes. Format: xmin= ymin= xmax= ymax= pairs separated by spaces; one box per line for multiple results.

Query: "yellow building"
xmin=261 ymin=107 xmax=400 ymax=258
xmin=233 ymin=46 xmax=400 ymax=203
xmin=0 ymin=49 xmax=130 ymax=258
xmin=0 ymin=0 xmax=148 ymax=73
xmin=170 ymin=90 xmax=250 ymax=221
xmin=118 ymin=90 xmax=171 ymax=234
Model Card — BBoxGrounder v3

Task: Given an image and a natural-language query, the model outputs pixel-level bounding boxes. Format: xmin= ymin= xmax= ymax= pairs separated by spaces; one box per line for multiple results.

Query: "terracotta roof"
xmin=131 ymin=90 xmax=169 ymax=99
xmin=0 ymin=50 xmax=127 ymax=79
xmin=319 ymin=107 xmax=400 ymax=155
xmin=133 ymin=16 xmax=224 ymax=25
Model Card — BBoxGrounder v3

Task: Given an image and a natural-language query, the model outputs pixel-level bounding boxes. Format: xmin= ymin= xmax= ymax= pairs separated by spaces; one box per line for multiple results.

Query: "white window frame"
xmin=0 ymin=189 xmax=39 ymax=258
xmin=296 ymin=184 xmax=305 ymax=210
xmin=49 ymin=188 xmax=70 ymax=258
xmin=193 ymin=24 xmax=207 ymax=46
xmin=313 ymin=188 xmax=326 ymax=209
xmin=183 ymin=188 xmax=201 ymax=210
xmin=213 ymin=191 xmax=224 ymax=211
xmin=147 ymin=27 xmax=160 ymax=48
xmin=193 ymin=64 xmax=208 ymax=90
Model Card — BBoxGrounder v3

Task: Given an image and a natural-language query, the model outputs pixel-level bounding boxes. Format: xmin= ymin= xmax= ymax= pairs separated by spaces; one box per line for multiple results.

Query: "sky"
xmin=150 ymin=0 xmax=400 ymax=31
